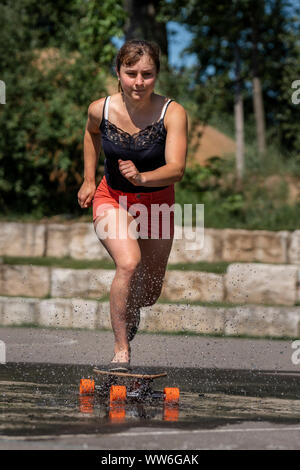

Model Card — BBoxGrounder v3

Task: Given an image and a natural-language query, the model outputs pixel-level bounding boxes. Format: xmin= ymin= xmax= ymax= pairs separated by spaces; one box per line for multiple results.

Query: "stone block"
xmin=225 ymin=263 xmax=298 ymax=306
xmin=139 ymin=303 xmax=224 ymax=335
xmin=0 ymin=297 xmax=37 ymax=325
xmin=46 ymin=224 xmax=71 ymax=258
xmin=69 ymin=223 xmax=110 ymax=260
xmin=71 ymin=298 xmax=98 ymax=329
xmin=169 ymin=227 xmax=222 ymax=264
xmin=222 ymin=229 xmax=288 ymax=263
xmin=51 ymin=268 xmax=114 ymax=298
xmin=288 ymin=230 xmax=300 ymax=265
xmin=162 ymin=270 xmax=224 ymax=302
xmin=1 ymin=265 xmax=50 ymax=298
xmin=39 ymin=298 xmax=73 ymax=328
xmin=0 ymin=222 xmax=45 ymax=257
xmin=224 ymin=304 xmax=300 ymax=338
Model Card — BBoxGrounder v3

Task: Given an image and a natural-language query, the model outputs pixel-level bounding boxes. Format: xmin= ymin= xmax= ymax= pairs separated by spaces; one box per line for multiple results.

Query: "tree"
xmin=160 ymin=0 xmax=300 ymax=171
xmin=161 ymin=0 xmax=248 ymax=183
xmin=76 ymin=0 xmax=126 ymax=66
xmin=0 ymin=0 xmax=125 ymax=216
xmin=123 ymin=0 xmax=168 ymax=57
xmin=248 ymin=0 xmax=266 ymax=155
xmin=234 ymin=43 xmax=245 ymax=186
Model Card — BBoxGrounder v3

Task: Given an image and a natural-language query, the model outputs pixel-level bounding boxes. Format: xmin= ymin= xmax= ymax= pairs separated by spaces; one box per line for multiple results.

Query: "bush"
xmin=0 ymin=50 xmax=107 ymax=216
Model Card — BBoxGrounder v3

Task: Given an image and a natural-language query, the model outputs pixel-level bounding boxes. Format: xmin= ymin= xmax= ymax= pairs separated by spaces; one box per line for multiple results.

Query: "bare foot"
xmin=111 ymin=346 xmax=131 ymax=364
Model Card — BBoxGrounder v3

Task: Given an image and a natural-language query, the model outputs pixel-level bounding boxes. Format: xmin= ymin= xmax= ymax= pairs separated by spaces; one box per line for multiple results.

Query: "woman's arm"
xmin=83 ymin=100 xmax=103 ymax=183
xmin=78 ymin=99 xmax=103 ymax=208
xmin=118 ymin=101 xmax=188 ymax=187
xmin=140 ymin=102 xmax=188 ymax=187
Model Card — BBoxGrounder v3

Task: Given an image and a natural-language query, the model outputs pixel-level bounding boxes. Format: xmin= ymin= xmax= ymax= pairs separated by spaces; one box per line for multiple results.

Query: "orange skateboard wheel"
xmin=79 ymin=378 xmax=95 ymax=395
xmin=110 ymin=385 xmax=127 ymax=402
xmin=79 ymin=395 xmax=94 ymax=414
xmin=163 ymin=404 xmax=179 ymax=422
xmin=164 ymin=387 xmax=180 ymax=403
xmin=109 ymin=404 xmax=126 ymax=423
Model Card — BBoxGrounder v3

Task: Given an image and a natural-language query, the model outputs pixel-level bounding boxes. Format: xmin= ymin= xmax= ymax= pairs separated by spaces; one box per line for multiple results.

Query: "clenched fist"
xmin=77 ymin=180 xmax=96 ymax=208
xmin=118 ymin=159 xmax=144 ymax=186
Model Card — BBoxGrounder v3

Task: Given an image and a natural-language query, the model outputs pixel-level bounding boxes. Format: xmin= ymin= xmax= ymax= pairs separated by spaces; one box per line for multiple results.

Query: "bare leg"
xmin=94 ymin=208 xmax=142 ymax=363
xmin=125 ymin=237 xmax=174 ymax=340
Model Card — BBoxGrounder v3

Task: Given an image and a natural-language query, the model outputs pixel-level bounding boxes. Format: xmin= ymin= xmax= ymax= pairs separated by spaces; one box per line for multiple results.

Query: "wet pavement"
xmin=1 ymin=327 xmax=300 ymax=449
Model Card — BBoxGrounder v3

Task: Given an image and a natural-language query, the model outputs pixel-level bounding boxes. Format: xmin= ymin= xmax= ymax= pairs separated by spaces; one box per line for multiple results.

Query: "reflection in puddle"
xmin=1 ymin=363 xmax=300 ymax=437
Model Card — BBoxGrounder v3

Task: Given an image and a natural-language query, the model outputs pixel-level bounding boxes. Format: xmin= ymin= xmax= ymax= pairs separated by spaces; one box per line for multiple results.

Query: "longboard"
xmin=79 ymin=368 xmax=180 ymax=422
xmin=79 ymin=368 xmax=179 ymax=404
xmin=93 ymin=368 xmax=167 ymax=380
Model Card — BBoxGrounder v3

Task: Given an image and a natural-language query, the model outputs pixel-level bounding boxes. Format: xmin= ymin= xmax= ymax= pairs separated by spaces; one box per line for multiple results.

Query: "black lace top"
xmin=99 ymin=96 xmax=174 ymax=193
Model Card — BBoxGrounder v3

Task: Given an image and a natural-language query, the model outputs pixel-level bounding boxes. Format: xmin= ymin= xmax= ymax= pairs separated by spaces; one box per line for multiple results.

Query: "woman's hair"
xmin=115 ymin=39 xmax=161 ymax=92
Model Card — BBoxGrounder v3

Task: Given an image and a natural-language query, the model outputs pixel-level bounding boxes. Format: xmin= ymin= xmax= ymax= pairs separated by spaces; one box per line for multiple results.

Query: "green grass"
xmin=1 ymin=256 xmax=278 ymax=274
xmin=1 ymin=256 xmax=277 ymax=274
xmin=0 ymin=290 xmax=297 ymax=310
xmin=2 ymin=256 xmax=116 ymax=270
xmin=157 ymin=298 xmax=299 ymax=309
xmin=0 ymin=323 xmax=296 ymax=342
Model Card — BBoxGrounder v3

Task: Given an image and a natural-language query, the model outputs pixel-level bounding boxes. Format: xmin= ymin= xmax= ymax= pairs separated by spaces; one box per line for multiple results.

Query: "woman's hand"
xmin=118 ymin=159 xmax=144 ymax=186
xmin=77 ymin=180 xmax=96 ymax=208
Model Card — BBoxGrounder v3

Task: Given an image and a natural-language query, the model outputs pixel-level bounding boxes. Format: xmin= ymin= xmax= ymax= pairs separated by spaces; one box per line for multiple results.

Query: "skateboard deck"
xmin=93 ymin=368 xmax=167 ymax=380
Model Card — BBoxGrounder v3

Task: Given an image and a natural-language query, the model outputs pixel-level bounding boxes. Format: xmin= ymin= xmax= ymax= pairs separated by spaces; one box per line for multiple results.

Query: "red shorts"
xmin=92 ymin=175 xmax=175 ymax=239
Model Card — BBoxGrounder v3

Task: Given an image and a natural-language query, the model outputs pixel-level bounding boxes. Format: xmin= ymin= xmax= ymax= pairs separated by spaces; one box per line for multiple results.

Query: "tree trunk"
xmin=251 ymin=5 xmax=266 ymax=155
xmin=252 ymin=76 xmax=266 ymax=154
xmin=123 ymin=0 xmax=168 ymax=58
xmin=234 ymin=44 xmax=244 ymax=188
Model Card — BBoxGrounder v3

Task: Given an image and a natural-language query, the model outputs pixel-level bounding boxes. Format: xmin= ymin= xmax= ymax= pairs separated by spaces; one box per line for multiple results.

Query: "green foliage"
xmin=275 ymin=40 xmax=300 ymax=154
xmin=160 ymin=0 xmax=300 ymax=155
xmin=0 ymin=53 xmax=107 ymax=216
xmin=0 ymin=0 xmax=125 ymax=216
xmin=75 ymin=0 xmax=126 ymax=65
xmin=174 ymin=153 xmax=300 ymax=230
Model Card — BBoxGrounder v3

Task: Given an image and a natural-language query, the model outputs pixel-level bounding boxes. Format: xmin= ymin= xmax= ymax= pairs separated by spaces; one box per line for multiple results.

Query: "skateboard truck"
xmin=80 ymin=369 xmax=180 ymax=402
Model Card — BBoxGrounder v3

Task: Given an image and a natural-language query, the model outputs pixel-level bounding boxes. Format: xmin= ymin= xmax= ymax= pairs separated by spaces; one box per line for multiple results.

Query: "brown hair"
xmin=115 ymin=39 xmax=161 ymax=92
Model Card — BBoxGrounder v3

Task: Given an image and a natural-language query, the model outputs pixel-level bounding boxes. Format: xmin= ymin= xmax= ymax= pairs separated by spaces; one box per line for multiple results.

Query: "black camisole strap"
xmin=101 ymin=96 xmax=173 ymax=127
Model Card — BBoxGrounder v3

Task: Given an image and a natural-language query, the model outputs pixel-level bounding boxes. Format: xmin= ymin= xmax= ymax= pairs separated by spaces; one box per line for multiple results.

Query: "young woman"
xmin=78 ymin=40 xmax=188 ymax=371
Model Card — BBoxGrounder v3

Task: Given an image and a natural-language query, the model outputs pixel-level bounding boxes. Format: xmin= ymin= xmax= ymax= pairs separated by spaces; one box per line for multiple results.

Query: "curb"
xmin=0 ymin=296 xmax=299 ymax=339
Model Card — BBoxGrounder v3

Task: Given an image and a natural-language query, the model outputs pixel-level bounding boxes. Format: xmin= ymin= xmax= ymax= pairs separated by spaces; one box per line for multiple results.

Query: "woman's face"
xmin=117 ymin=54 xmax=157 ymax=100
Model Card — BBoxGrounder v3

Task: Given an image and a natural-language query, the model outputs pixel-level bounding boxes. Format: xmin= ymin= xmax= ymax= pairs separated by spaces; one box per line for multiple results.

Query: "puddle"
xmin=1 ymin=363 xmax=300 ymax=437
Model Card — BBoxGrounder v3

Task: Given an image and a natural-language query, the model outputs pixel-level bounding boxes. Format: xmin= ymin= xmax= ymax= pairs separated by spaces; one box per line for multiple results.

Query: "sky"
xmin=167 ymin=21 xmax=197 ymax=67
xmin=112 ymin=21 xmax=197 ymax=68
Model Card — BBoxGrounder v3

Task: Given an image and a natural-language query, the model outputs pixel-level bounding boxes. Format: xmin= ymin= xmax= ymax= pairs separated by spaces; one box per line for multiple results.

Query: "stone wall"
xmin=1 ymin=221 xmax=300 ymax=264
xmin=1 ymin=221 xmax=300 ymax=338
xmin=1 ymin=263 xmax=300 ymax=307
xmin=0 ymin=296 xmax=299 ymax=338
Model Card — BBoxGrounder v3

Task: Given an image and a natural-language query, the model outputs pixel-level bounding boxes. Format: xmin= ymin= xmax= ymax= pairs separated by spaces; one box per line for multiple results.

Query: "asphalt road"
xmin=1 ymin=327 xmax=300 ymax=451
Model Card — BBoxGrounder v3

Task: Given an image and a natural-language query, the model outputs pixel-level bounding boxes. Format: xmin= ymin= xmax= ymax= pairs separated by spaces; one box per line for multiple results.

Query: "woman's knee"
xmin=116 ymin=256 xmax=142 ymax=277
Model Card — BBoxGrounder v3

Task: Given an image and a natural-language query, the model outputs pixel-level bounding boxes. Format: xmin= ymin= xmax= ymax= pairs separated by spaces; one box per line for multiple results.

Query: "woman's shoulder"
xmin=87 ymin=96 xmax=112 ymax=124
xmin=166 ymin=97 xmax=185 ymax=111
xmin=156 ymin=94 xmax=185 ymax=114
xmin=163 ymin=97 xmax=187 ymax=128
